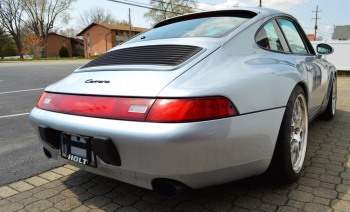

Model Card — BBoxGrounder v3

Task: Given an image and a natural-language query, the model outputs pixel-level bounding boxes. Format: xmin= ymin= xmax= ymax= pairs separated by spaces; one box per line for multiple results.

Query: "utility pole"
xmin=128 ymin=8 xmax=132 ymax=38
xmin=259 ymin=0 xmax=262 ymax=7
xmin=312 ymin=5 xmax=321 ymax=41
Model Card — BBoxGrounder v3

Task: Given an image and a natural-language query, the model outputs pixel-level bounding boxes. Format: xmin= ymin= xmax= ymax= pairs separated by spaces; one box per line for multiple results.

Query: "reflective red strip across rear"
xmin=36 ymin=92 xmax=155 ymax=121
xmin=36 ymin=92 xmax=238 ymax=122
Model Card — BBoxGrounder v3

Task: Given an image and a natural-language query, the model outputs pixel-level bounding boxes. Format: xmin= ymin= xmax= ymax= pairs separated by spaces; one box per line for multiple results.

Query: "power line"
xmin=295 ymin=17 xmax=314 ymax=23
xmin=321 ymin=11 xmax=334 ymax=25
xmin=273 ymin=0 xmax=316 ymax=11
xmin=318 ymin=22 xmax=331 ymax=26
xmin=131 ymin=19 xmax=149 ymax=27
xmin=148 ymin=0 xmax=205 ymax=11
xmin=306 ymin=0 xmax=319 ymax=7
xmin=107 ymin=0 xmax=203 ymax=16
xmin=302 ymin=25 xmax=315 ymax=30
xmin=107 ymin=0 xmax=181 ymax=15
xmin=301 ymin=3 xmax=315 ymax=9
xmin=108 ymin=0 xmax=163 ymax=11
xmin=197 ymin=1 xmax=249 ymax=8
xmin=287 ymin=7 xmax=313 ymax=18
xmin=291 ymin=13 xmax=313 ymax=20
xmin=317 ymin=32 xmax=331 ymax=38
xmin=304 ymin=0 xmax=335 ymax=26
xmin=196 ymin=2 xmax=217 ymax=6
xmin=126 ymin=0 xmax=204 ymax=11
xmin=124 ymin=0 xmax=153 ymax=7
xmin=268 ymin=0 xmax=315 ymax=15
xmin=317 ymin=29 xmax=333 ymax=34
xmin=107 ymin=0 xmax=337 ymax=34
xmin=304 ymin=1 xmax=317 ymax=8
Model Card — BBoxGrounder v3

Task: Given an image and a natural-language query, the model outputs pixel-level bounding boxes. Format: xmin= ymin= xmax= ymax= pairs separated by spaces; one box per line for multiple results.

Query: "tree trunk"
xmin=42 ymin=34 xmax=49 ymax=58
xmin=12 ymin=34 xmax=23 ymax=58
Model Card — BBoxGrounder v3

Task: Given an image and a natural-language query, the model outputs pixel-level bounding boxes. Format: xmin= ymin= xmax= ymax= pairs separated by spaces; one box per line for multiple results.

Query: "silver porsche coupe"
xmin=29 ymin=7 xmax=337 ymax=197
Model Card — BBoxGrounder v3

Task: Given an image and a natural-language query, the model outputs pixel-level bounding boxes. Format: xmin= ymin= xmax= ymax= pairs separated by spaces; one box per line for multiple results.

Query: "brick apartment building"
xmin=77 ymin=23 xmax=148 ymax=58
xmin=46 ymin=33 xmax=84 ymax=57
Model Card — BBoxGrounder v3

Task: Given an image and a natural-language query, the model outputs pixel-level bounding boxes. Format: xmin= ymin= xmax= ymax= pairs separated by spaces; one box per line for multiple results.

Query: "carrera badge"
xmin=85 ymin=79 xmax=110 ymax=83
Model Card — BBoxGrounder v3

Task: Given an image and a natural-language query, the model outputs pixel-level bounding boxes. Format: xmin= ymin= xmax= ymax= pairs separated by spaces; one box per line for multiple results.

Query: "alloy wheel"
xmin=290 ymin=94 xmax=308 ymax=173
xmin=332 ymin=79 xmax=336 ymax=115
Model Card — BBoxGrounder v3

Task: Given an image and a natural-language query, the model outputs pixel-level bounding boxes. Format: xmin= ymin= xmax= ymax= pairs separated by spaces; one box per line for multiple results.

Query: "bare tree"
xmin=77 ymin=7 xmax=129 ymax=29
xmin=59 ymin=27 xmax=80 ymax=38
xmin=116 ymin=20 xmax=130 ymax=26
xmin=0 ymin=0 xmax=24 ymax=58
xmin=22 ymin=0 xmax=77 ymax=57
xmin=144 ymin=0 xmax=197 ymax=25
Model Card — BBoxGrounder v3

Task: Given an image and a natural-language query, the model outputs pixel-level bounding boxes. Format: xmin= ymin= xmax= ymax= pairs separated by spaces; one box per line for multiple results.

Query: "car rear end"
xmin=29 ymin=9 xmax=286 ymax=194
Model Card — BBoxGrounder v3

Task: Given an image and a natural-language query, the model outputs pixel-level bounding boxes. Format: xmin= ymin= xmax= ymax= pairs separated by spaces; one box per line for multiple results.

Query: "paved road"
xmin=1 ymin=62 xmax=350 ymax=211
xmin=0 ymin=61 xmax=88 ymax=186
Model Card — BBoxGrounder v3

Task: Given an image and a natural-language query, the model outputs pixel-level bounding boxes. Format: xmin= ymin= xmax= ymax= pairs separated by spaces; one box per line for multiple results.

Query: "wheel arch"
xmin=322 ymin=68 xmax=337 ymax=110
xmin=295 ymin=81 xmax=309 ymax=106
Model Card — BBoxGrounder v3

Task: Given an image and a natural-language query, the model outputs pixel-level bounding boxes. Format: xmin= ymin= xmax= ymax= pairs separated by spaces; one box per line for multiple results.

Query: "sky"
xmin=68 ymin=0 xmax=350 ymax=39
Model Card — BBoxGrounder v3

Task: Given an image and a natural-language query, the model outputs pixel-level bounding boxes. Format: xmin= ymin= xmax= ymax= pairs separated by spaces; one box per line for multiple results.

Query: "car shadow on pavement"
xmin=58 ymin=109 xmax=350 ymax=212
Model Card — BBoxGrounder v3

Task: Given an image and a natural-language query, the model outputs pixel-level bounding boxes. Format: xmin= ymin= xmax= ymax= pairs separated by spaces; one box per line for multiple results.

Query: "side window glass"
xmin=277 ymin=19 xmax=308 ymax=54
xmin=256 ymin=22 xmax=284 ymax=52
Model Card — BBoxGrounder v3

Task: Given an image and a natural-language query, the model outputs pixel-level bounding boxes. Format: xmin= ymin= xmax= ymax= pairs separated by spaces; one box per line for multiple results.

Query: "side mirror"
xmin=316 ymin=43 xmax=334 ymax=55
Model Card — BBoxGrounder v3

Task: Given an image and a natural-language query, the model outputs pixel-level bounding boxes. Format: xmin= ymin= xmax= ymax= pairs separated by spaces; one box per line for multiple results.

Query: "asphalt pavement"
xmin=0 ymin=61 xmax=89 ymax=186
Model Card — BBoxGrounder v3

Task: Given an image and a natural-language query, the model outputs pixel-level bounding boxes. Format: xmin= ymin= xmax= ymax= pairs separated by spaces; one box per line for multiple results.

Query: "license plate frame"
xmin=60 ymin=132 xmax=97 ymax=168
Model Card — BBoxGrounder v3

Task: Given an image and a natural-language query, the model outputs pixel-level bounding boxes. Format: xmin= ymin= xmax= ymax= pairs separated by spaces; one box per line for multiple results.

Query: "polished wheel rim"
xmin=332 ymin=79 xmax=336 ymax=115
xmin=290 ymin=94 xmax=308 ymax=173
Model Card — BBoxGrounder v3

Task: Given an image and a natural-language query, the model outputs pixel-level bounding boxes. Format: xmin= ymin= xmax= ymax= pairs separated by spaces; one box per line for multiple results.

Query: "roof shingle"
xmin=332 ymin=25 xmax=350 ymax=40
xmin=77 ymin=23 xmax=148 ymax=36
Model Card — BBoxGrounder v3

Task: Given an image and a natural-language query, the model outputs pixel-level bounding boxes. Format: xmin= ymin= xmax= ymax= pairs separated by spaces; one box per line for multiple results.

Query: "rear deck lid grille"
xmin=80 ymin=44 xmax=203 ymax=69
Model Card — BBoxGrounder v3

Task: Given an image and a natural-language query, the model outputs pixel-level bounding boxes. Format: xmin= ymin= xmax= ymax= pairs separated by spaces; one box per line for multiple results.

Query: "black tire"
xmin=321 ymin=76 xmax=337 ymax=120
xmin=265 ymin=85 xmax=308 ymax=184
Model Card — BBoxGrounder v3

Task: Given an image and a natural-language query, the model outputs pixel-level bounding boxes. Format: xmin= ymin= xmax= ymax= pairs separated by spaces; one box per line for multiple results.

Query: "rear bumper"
xmin=29 ymin=107 xmax=285 ymax=189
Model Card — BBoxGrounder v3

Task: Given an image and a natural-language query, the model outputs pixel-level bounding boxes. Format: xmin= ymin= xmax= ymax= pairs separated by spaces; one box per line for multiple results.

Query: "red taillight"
xmin=146 ymin=98 xmax=237 ymax=122
xmin=36 ymin=92 xmax=238 ymax=122
xmin=36 ymin=92 xmax=155 ymax=121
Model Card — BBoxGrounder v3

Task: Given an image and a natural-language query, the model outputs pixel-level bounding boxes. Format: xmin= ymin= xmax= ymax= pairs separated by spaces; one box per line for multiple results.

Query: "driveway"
xmin=1 ymin=61 xmax=350 ymax=211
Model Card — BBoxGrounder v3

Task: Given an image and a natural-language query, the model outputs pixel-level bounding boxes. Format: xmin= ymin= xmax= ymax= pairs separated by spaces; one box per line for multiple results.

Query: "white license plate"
xmin=67 ymin=154 xmax=88 ymax=165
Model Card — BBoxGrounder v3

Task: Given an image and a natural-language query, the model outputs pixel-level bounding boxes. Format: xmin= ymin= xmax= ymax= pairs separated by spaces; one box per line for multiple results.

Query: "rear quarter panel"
xmin=158 ymin=19 xmax=306 ymax=114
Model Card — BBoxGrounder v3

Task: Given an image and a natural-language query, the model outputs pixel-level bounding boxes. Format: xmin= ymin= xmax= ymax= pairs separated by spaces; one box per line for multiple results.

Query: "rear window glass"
xmin=125 ymin=17 xmax=250 ymax=44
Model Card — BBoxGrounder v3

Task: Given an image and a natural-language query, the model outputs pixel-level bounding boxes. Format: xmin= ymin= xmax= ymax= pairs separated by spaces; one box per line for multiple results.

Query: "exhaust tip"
xmin=151 ymin=179 xmax=186 ymax=198
xmin=43 ymin=147 xmax=52 ymax=159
